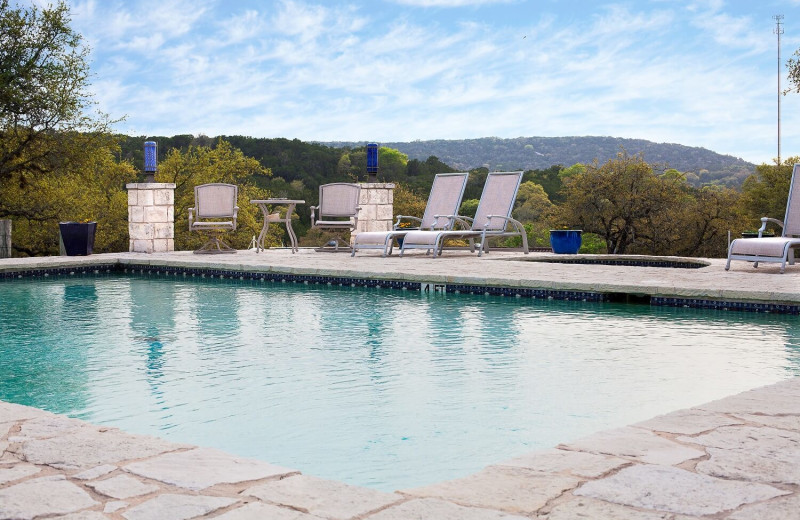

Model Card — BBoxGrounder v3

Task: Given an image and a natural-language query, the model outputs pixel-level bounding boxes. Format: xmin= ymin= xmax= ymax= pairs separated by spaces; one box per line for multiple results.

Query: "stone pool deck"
xmin=1 ymin=250 xmax=800 ymax=519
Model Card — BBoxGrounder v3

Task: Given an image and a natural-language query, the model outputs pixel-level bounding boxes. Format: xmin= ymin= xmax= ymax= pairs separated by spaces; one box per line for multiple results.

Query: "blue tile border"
xmin=652 ymin=296 xmax=800 ymax=315
xmin=516 ymin=258 xmax=709 ymax=269
xmin=2 ymin=262 xmax=798 ymax=314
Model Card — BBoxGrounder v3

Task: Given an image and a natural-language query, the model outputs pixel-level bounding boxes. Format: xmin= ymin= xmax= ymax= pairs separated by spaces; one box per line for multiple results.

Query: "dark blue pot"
xmin=59 ymin=222 xmax=96 ymax=256
xmin=549 ymin=230 xmax=582 ymax=254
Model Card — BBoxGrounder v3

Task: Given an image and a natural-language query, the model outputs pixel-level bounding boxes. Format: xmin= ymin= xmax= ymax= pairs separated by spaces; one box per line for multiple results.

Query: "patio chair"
xmin=400 ymin=171 xmax=529 ymax=258
xmin=189 ymin=183 xmax=239 ymax=254
xmin=310 ymin=183 xmax=361 ymax=252
xmin=726 ymin=163 xmax=800 ymax=274
xmin=351 ymin=172 xmax=469 ymax=257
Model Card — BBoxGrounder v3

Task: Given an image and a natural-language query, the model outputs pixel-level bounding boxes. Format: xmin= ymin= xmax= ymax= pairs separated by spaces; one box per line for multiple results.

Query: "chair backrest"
xmin=420 ymin=173 xmax=469 ymax=229
xmin=471 ymin=171 xmax=524 ymax=231
xmin=784 ymin=164 xmax=800 ymax=237
xmin=195 ymin=183 xmax=238 ymax=218
xmin=318 ymin=183 xmax=361 ymax=218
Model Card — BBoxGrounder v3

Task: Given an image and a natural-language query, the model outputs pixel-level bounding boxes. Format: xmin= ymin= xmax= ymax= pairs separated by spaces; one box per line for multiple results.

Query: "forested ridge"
xmin=323 ymin=136 xmax=755 ymax=188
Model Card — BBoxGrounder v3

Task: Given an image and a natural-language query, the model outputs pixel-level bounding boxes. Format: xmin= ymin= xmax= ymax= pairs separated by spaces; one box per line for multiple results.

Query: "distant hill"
xmin=321 ymin=136 xmax=756 ymax=187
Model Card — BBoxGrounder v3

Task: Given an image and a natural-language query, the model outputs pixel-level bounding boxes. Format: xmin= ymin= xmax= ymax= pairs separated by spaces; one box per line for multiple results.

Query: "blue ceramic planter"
xmin=549 ymin=229 xmax=582 ymax=254
xmin=59 ymin=222 xmax=96 ymax=256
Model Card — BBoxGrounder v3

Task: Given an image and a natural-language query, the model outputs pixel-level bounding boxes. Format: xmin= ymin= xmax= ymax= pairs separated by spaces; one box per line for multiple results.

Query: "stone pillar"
xmin=127 ymin=183 xmax=176 ymax=253
xmin=0 ymin=219 xmax=10 ymax=258
xmin=354 ymin=183 xmax=395 ymax=241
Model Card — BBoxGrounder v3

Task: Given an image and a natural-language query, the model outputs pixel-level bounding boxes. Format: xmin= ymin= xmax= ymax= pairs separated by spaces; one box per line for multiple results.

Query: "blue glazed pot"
xmin=549 ymin=229 xmax=582 ymax=254
xmin=59 ymin=222 xmax=97 ymax=256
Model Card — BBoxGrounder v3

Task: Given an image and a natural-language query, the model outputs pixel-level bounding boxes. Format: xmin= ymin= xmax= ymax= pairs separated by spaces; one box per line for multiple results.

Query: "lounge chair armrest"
xmin=310 ymin=205 xmax=318 ymax=226
xmin=759 ymin=217 xmax=784 ymax=236
xmin=483 ymin=214 xmax=524 ymax=230
xmin=449 ymin=215 xmax=473 ymax=229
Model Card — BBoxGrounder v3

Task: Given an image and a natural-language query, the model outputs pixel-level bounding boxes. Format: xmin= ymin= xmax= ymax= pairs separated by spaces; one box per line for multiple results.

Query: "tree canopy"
xmin=0 ymin=0 xmax=114 ymax=186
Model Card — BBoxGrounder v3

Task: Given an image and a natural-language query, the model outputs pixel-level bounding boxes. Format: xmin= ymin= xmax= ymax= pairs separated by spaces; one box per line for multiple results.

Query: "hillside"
xmin=322 ymin=136 xmax=756 ymax=187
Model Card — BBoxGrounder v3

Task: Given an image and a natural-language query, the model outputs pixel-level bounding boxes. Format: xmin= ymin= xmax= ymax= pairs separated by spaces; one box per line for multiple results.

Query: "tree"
xmin=559 ymin=152 xmax=683 ymax=254
xmin=786 ymin=48 xmax=800 ymax=95
xmin=156 ymin=139 xmax=273 ymax=251
xmin=0 ymin=0 xmax=114 ymax=186
xmin=0 ymin=133 xmax=137 ymax=256
xmin=739 ymin=157 xmax=799 ymax=227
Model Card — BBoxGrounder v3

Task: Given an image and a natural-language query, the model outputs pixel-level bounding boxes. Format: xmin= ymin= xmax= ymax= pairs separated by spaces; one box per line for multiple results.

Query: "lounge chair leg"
xmin=725 ymin=258 xmax=731 ymax=271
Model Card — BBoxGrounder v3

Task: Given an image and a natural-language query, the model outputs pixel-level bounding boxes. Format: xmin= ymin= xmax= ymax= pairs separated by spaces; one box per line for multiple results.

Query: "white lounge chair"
xmin=351 ymin=172 xmax=469 ymax=257
xmin=310 ymin=183 xmax=361 ymax=252
xmin=726 ymin=163 xmax=800 ymax=273
xmin=400 ymin=171 xmax=529 ymax=258
xmin=189 ymin=183 xmax=239 ymax=254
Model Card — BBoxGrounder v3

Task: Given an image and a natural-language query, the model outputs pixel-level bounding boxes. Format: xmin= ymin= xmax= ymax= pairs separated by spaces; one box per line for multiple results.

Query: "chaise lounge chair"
xmin=400 ymin=171 xmax=529 ymax=258
xmin=726 ymin=163 xmax=800 ymax=274
xmin=189 ymin=183 xmax=239 ymax=254
xmin=351 ymin=172 xmax=469 ymax=257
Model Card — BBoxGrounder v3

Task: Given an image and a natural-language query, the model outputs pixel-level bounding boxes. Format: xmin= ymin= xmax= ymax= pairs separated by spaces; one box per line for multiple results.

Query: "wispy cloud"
xmin=68 ymin=0 xmax=799 ymax=163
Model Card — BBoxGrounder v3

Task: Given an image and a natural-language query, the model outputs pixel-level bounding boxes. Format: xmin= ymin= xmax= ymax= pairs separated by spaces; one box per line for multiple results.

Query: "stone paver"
xmin=575 ymin=464 xmax=789 ymax=516
xmin=733 ymin=413 xmax=800 ymax=431
xmin=215 ymin=502 xmax=324 ymax=520
xmin=244 ymin=474 xmax=402 ymax=520
xmin=16 ymin=426 xmax=185 ymax=470
xmin=0 ymin=475 xmax=98 ymax=520
xmin=0 ymin=401 xmax=47 ymax=423
xmin=540 ymin=496 xmax=674 ymax=519
xmin=634 ymin=408 xmax=745 ymax=435
xmin=681 ymin=425 xmax=800 ymax=484
xmin=364 ymin=498 xmax=529 ymax=520
xmin=0 ymin=421 xmax=13 ymax=438
xmin=727 ymin=493 xmax=800 ymax=520
xmin=0 ymin=462 xmax=40 ymax=484
xmin=121 ymin=494 xmax=237 ymax=520
xmin=124 ymin=447 xmax=296 ymax=490
xmin=87 ymin=474 xmax=160 ymax=499
xmin=696 ymin=447 xmax=800 ymax=485
xmin=13 ymin=414 xmax=85 ymax=440
xmin=402 ymin=466 xmax=580 ymax=514
xmin=104 ymin=500 xmax=128 ymax=513
xmin=560 ymin=426 xmax=705 ymax=465
xmin=73 ymin=464 xmax=117 ymax=480
xmin=496 ymin=448 xmax=629 ymax=478
xmin=54 ymin=512 xmax=111 ymax=520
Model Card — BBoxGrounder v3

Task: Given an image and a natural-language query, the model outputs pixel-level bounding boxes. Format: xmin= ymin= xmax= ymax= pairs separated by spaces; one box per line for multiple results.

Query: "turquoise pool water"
xmin=1 ymin=274 xmax=799 ymax=491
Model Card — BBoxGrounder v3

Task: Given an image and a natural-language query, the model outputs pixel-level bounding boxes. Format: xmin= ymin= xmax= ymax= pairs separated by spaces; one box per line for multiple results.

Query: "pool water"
xmin=1 ymin=274 xmax=799 ymax=491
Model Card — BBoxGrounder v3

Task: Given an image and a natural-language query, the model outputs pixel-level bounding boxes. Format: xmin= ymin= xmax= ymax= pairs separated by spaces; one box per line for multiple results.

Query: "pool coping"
xmin=1 ymin=252 xmax=800 ymax=518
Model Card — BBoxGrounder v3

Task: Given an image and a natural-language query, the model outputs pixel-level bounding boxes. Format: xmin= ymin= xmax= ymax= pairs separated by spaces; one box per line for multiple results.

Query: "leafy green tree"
xmin=0 ymin=0 xmax=114 ymax=185
xmin=156 ymin=139 xmax=273 ymax=251
xmin=559 ymin=152 xmax=683 ymax=254
xmin=0 ymin=133 xmax=136 ymax=256
xmin=739 ymin=157 xmax=799 ymax=229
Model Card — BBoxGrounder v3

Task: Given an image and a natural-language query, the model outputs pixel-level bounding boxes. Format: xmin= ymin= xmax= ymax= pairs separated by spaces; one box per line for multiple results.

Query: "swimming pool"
xmin=1 ymin=273 xmax=799 ymax=491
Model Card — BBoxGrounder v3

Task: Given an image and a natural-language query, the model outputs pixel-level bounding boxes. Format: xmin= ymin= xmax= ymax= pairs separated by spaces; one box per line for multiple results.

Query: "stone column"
xmin=127 ymin=183 xmax=176 ymax=253
xmin=0 ymin=219 xmax=10 ymax=258
xmin=354 ymin=183 xmax=395 ymax=242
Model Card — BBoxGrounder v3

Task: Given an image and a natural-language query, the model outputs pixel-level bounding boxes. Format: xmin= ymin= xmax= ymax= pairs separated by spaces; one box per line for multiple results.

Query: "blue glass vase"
xmin=549 ymin=230 xmax=582 ymax=254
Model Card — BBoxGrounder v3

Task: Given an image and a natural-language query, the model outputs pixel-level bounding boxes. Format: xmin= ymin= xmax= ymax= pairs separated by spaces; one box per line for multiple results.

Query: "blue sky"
xmin=63 ymin=0 xmax=800 ymax=164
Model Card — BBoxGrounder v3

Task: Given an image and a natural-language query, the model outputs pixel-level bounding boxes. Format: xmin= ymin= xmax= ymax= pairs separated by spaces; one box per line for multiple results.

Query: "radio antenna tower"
xmin=775 ymin=14 xmax=784 ymax=165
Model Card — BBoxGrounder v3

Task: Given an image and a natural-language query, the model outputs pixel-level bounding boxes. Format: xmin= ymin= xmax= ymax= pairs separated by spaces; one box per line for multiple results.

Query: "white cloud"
xmin=69 ymin=0 xmax=799 ymax=163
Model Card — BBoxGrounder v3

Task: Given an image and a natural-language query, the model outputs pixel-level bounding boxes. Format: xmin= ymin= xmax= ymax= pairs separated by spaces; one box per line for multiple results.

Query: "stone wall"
xmin=0 ymin=219 xmax=10 ymax=258
xmin=354 ymin=183 xmax=395 ymax=239
xmin=127 ymin=183 xmax=176 ymax=253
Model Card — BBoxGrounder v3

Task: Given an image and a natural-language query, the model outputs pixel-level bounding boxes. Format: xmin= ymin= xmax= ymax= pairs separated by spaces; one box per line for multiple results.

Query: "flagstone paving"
xmin=0 ymin=251 xmax=799 ymax=519
xmin=1 ymin=378 xmax=798 ymax=519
